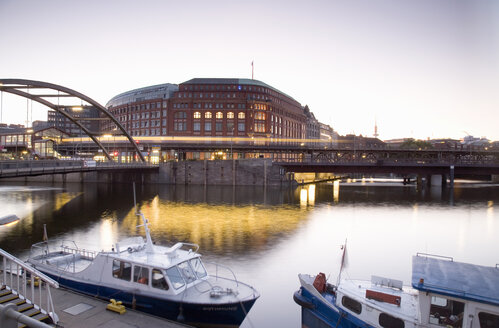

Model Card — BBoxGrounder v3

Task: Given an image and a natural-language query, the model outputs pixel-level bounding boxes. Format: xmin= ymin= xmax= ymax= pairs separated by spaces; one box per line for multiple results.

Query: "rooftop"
xmin=106 ymin=83 xmax=179 ymax=108
xmin=181 ymin=78 xmax=299 ymax=104
xmin=412 ymin=255 xmax=499 ymax=306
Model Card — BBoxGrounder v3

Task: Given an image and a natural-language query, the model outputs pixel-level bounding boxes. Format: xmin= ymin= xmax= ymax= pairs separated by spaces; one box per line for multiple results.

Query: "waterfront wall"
xmin=1 ymin=159 xmax=295 ymax=186
xmin=160 ymin=159 xmax=294 ymax=186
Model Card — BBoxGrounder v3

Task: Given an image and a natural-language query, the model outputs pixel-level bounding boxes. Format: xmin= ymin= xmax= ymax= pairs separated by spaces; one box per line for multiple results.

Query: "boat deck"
xmin=52 ymin=286 xmax=193 ymax=328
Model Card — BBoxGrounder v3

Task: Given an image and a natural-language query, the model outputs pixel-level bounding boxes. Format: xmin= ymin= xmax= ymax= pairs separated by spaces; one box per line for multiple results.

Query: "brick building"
xmin=170 ymin=78 xmax=306 ymax=139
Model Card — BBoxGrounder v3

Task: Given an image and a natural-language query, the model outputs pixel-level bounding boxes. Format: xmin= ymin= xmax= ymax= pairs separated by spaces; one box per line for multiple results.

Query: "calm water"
xmin=1 ymin=180 xmax=499 ymax=327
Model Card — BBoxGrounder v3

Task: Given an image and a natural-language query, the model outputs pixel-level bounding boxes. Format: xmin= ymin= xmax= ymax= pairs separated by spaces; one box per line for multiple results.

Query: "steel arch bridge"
xmin=0 ymin=79 xmax=145 ymax=162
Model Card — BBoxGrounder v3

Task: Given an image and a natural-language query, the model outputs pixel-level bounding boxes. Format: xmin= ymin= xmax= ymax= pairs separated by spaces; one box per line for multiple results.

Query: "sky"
xmin=1 ymin=0 xmax=498 ymax=141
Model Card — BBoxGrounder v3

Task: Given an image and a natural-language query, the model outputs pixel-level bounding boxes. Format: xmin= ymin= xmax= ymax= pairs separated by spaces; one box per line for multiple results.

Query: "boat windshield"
xmin=178 ymin=261 xmax=196 ymax=284
xmin=190 ymin=257 xmax=207 ymax=279
xmin=166 ymin=266 xmax=185 ymax=289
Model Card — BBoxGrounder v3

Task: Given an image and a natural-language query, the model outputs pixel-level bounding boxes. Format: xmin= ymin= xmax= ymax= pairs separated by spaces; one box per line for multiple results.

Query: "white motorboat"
xmin=294 ymin=252 xmax=499 ymax=328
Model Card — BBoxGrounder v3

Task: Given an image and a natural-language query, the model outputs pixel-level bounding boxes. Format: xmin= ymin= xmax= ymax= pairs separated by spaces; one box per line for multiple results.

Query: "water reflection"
xmin=1 ymin=181 xmax=499 ymax=328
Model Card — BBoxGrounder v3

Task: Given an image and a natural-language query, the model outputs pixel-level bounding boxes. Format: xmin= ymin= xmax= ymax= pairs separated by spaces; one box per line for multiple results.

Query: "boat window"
xmin=178 ymin=261 xmax=196 ymax=284
xmin=189 ymin=258 xmax=207 ymax=279
xmin=342 ymin=296 xmax=362 ymax=314
xmin=112 ymin=260 xmax=131 ymax=281
xmin=133 ymin=265 xmax=149 ymax=285
xmin=429 ymin=296 xmax=464 ymax=327
xmin=166 ymin=266 xmax=185 ymax=289
xmin=379 ymin=313 xmax=404 ymax=328
xmin=151 ymin=268 xmax=169 ymax=290
xmin=478 ymin=312 xmax=499 ymax=328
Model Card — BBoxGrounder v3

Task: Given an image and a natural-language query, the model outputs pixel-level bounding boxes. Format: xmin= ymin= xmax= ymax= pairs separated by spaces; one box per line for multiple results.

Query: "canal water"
xmin=1 ymin=180 xmax=499 ymax=327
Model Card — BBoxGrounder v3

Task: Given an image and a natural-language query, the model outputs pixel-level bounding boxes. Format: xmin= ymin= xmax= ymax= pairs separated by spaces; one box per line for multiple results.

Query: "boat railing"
xmin=179 ymin=242 xmax=200 ymax=254
xmin=204 ymin=261 xmax=239 ymax=287
xmin=416 ymin=252 xmax=453 ymax=262
xmin=59 ymin=241 xmax=97 ymax=260
xmin=0 ymin=248 xmax=59 ymax=325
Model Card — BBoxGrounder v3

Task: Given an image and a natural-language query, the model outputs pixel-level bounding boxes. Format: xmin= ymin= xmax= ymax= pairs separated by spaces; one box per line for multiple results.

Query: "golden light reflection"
xmin=333 ymin=180 xmax=340 ymax=203
xmin=308 ymin=185 xmax=316 ymax=206
xmin=54 ymin=192 xmax=82 ymax=212
xmin=119 ymin=200 xmax=309 ymax=254
xmin=1 ymin=219 xmax=20 ymax=227
xmin=99 ymin=219 xmax=117 ymax=250
xmin=300 ymin=189 xmax=308 ymax=207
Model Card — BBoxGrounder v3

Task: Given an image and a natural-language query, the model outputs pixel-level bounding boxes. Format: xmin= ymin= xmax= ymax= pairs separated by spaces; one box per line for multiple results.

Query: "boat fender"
xmin=127 ymin=247 xmax=133 ymax=253
xmin=293 ymin=290 xmax=315 ymax=309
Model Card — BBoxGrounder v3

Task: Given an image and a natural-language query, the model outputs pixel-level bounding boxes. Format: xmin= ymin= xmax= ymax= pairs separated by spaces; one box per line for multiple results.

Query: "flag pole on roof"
xmin=251 ymin=61 xmax=254 ymax=80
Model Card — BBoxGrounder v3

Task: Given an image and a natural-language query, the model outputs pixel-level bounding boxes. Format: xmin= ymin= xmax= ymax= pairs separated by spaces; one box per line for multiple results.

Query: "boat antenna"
xmin=133 ymin=182 xmax=154 ymax=254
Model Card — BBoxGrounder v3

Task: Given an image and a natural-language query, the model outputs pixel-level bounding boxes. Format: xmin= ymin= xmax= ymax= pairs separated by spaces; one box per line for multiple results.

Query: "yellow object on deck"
xmin=106 ymin=299 xmax=126 ymax=314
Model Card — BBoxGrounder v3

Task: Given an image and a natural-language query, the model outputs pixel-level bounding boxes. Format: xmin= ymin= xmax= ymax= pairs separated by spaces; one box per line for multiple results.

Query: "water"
xmin=1 ymin=180 xmax=499 ymax=327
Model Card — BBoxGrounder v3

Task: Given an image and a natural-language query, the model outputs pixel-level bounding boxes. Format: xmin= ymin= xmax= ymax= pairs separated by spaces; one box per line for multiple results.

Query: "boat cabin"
xmin=412 ymin=255 xmax=499 ymax=328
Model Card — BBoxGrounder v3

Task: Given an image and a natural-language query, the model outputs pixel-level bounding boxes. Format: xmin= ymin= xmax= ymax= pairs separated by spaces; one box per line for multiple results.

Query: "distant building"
xmin=47 ymin=106 xmax=100 ymax=136
xmin=0 ymin=124 xmax=68 ymax=159
xmin=170 ymin=78 xmax=306 ymax=139
xmin=104 ymin=83 xmax=178 ymax=136
xmin=338 ymin=134 xmax=385 ymax=149
xmin=304 ymin=105 xmax=320 ymax=140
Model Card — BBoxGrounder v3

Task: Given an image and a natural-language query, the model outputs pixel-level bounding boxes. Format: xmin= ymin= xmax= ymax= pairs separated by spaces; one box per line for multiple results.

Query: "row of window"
xmin=111 ymin=101 xmax=168 ymax=113
xmin=173 ymin=103 xmax=246 ymax=110
xmin=175 ymin=122 xmax=245 ymax=133
xmin=177 ymin=111 xmax=246 ymax=120
xmin=112 ymin=257 xmax=207 ymax=291
xmin=341 ymin=294 xmax=499 ymax=328
xmin=130 ymin=128 xmax=165 ymax=136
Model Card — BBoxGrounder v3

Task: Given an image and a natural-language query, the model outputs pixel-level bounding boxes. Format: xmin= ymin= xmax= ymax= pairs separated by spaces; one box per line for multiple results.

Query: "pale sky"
xmin=1 ymin=0 xmax=498 ymax=141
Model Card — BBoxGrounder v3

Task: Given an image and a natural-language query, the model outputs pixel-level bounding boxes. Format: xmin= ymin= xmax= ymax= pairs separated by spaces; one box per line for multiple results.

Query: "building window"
xmin=216 ymin=122 xmax=223 ymax=132
xmin=193 ymin=122 xmax=201 ymax=131
xmin=193 ymin=111 xmax=201 ymax=119
xmin=254 ymin=123 xmax=265 ymax=132
xmin=227 ymin=112 xmax=234 ymax=119
xmin=216 ymin=112 xmax=223 ymax=119
xmin=174 ymin=111 xmax=187 ymax=131
xmin=255 ymin=112 xmax=266 ymax=120
xmin=205 ymin=122 xmax=212 ymax=131
xmin=227 ymin=122 xmax=234 ymax=132
xmin=205 ymin=112 xmax=212 ymax=119
xmin=238 ymin=112 xmax=245 ymax=119
xmin=238 ymin=122 xmax=245 ymax=132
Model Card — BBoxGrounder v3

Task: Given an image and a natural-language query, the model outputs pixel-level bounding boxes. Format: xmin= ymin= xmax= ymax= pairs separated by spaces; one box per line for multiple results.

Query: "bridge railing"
xmin=0 ymin=160 xmax=157 ymax=178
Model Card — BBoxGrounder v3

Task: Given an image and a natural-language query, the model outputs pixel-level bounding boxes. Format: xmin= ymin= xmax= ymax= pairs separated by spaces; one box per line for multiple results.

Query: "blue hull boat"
xmin=295 ymin=253 xmax=499 ymax=328
xmin=28 ymin=199 xmax=259 ymax=328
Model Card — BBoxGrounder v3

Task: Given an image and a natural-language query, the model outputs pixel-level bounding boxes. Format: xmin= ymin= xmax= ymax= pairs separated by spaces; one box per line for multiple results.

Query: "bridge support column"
xmin=431 ymin=175 xmax=443 ymax=187
xmin=449 ymin=165 xmax=454 ymax=188
xmin=417 ymin=175 xmax=423 ymax=190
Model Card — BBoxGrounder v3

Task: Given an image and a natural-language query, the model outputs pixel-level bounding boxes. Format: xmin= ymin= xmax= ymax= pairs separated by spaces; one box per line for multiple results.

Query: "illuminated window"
xmin=216 ymin=112 xmax=223 ymax=119
xmin=238 ymin=112 xmax=245 ymax=119
xmin=193 ymin=112 xmax=201 ymax=119
xmin=227 ymin=112 xmax=234 ymax=119
xmin=255 ymin=112 xmax=266 ymax=120
xmin=205 ymin=112 xmax=212 ymax=119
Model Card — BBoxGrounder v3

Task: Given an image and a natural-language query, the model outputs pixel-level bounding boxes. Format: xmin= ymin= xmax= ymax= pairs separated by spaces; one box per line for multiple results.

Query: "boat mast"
xmin=133 ymin=183 xmax=155 ymax=254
